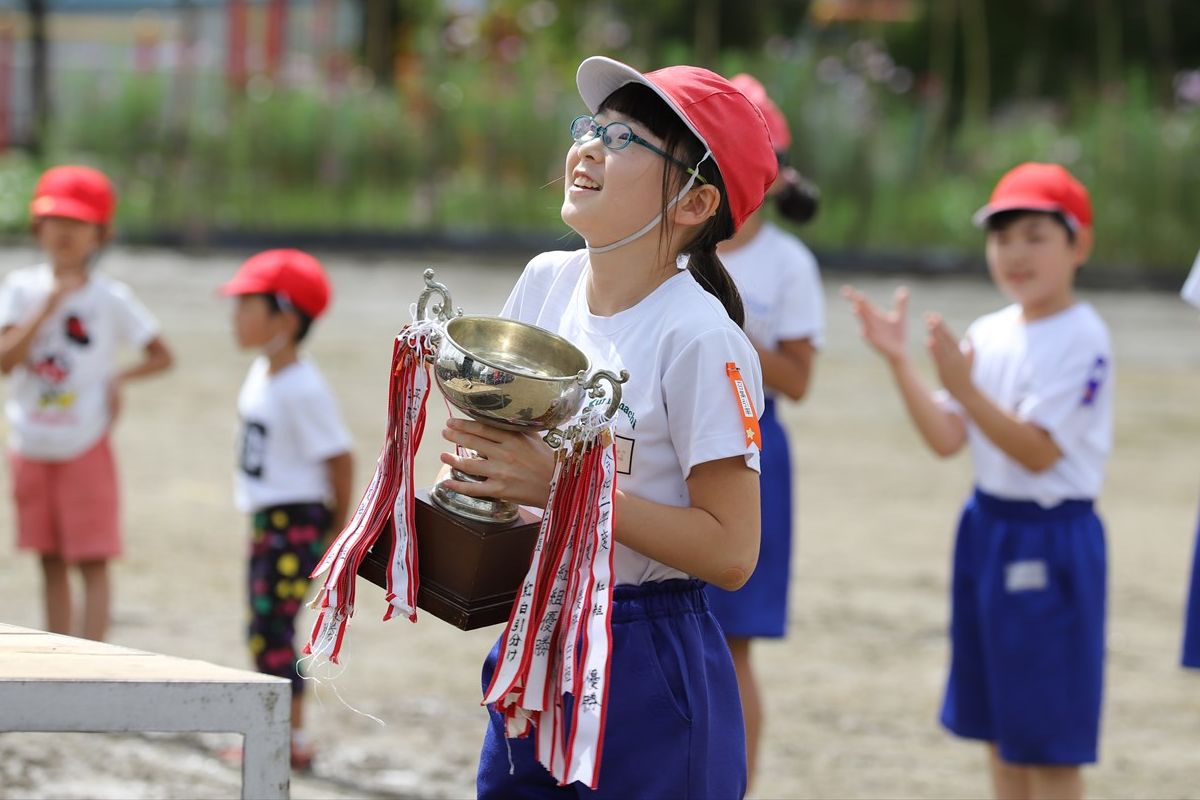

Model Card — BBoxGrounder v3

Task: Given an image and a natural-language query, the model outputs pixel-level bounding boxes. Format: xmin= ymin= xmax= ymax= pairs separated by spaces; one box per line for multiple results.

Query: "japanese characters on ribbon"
xmin=482 ymin=409 xmax=618 ymax=790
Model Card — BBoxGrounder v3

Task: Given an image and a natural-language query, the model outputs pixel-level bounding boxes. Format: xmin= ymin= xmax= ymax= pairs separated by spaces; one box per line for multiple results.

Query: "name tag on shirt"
xmin=1005 ymin=560 xmax=1048 ymax=592
xmin=614 ymin=435 xmax=634 ymax=475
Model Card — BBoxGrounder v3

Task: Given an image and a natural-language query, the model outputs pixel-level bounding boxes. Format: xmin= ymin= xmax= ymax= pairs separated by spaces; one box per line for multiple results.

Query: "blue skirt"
xmin=704 ymin=397 xmax=793 ymax=638
xmin=1182 ymin=510 xmax=1200 ymax=668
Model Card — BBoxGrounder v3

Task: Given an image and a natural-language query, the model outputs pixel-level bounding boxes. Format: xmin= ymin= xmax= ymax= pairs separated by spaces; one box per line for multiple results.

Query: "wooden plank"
xmin=0 ymin=623 xmax=291 ymax=799
xmin=0 ymin=653 xmax=287 ymax=682
xmin=0 ymin=624 xmax=282 ymax=683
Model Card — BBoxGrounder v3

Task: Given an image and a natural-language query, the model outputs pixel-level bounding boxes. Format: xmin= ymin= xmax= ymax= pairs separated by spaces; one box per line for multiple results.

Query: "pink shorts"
xmin=9 ymin=436 xmax=121 ymax=562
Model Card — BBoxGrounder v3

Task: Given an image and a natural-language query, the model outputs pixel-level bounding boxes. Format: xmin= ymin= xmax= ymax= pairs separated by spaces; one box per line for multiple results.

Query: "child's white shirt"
xmin=937 ymin=302 xmax=1113 ymax=508
xmin=720 ymin=222 xmax=826 ymax=355
xmin=0 ymin=264 xmax=160 ymax=460
xmin=501 ymin=249 xmax=765 ymax=586
xmin=1181 ymin=248 xmax=1200 ymax=309
xmin=234 ymin=356 xmax=352 ymax=513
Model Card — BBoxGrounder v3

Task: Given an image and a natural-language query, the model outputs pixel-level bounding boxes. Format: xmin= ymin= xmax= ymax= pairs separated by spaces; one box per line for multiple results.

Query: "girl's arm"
xmin=438 ymin=422 xmax=759 ymax=590
xmin=754 ymin=337 xmax=816 ymax=401
xmin=612 ymin=456 xmax=758 ymax=590
xmin=106 ymin=337 xmax=174 ymax=424
xmin=0 ymin=309 xmax=56 ymax=374
xmin=0 ymin=275 xmax=87 ymax=374
xmin=843 ymin=286 xmax=966 ymax=457
xmin=116 ymin=336 xmax=174 ymax=382
xmin=927 ymin=314 xmax=1061 ymax=472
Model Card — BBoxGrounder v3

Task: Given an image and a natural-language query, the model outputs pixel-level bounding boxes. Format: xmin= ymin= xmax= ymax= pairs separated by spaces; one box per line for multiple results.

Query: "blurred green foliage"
xmin=1 ymin=9 xmax=1197 ymax=274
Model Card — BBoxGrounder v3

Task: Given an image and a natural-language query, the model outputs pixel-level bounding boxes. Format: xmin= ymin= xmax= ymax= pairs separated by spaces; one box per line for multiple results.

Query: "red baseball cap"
xmin=30 ymin=165 xmax=116 ymax=225
xmin=221 ymin=249 xmax=331 ymax=319
xmin=973 ymin=162 xmax=1093 ymax=230
xmin=576 ymin=56 xmax=778 ymax=232
xmin=730 ymin=74 xmax=792 ymax=151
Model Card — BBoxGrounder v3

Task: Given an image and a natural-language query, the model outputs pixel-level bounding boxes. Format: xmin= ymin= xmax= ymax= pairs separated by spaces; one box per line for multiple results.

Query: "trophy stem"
xmin=430 ymin=471 xmax=520 ymax=525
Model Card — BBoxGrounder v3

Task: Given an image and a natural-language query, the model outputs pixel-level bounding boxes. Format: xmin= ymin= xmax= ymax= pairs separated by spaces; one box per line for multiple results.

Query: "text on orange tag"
xmin=726 ymin=361 xmax=761 ymax=449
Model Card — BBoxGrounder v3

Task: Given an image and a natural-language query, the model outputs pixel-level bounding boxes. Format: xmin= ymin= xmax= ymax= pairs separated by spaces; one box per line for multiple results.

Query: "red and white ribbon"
xmin=482 ymin=412 xmax=618 ymax=790
xmin=304 ymin=322 xmax=435 ymax=665
xmin=384 ymin=336 xmax=431 ymax=621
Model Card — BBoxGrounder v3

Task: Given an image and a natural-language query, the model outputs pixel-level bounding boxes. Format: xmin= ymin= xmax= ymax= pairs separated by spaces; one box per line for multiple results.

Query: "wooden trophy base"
xmin=357 ymin=488 xmax=541 ymax=630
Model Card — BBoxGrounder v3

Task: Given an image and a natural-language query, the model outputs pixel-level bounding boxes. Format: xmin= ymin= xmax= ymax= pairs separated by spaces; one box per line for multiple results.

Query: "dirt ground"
xmin=2 ymin=247 xmax=1200 ymax=800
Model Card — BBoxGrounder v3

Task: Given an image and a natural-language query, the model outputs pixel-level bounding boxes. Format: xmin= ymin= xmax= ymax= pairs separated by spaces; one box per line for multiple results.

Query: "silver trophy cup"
xmin=417 ymin=270 xmax=628 ymax=524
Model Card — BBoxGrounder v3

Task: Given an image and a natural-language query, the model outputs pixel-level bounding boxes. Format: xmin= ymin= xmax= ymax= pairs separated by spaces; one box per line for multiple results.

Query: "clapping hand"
xmin=925 ymin=313 xmax=975 ymax=400
xmin=842 ymin=285 xmax=910 ymax=363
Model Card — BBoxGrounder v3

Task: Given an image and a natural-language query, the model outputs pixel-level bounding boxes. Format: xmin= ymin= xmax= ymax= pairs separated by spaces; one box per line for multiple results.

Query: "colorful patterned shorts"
xmin=246 ymin=502 xmax=331 ymax=692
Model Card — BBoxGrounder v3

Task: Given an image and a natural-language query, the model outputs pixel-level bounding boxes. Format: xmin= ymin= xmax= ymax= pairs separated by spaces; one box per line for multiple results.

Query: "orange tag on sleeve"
xmin=726 ymin=362 xmax=762 ymax=450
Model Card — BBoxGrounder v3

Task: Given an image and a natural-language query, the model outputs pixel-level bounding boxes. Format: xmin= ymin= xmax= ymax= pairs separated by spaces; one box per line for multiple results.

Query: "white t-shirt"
xmin=501 ymin=249 xmax=765 ymax=585
xmin=0 ymin=264 xmax=160 ymax=460
xmin=720 ymin=222 xmax=826 ymax=353
xmin=1181 ymin=249 xmax=1200 ymax=309
xmin=937 ymin=302 xmax=1113 ymax=508
xmin=234 ymin=357 xmax=353 ymax=513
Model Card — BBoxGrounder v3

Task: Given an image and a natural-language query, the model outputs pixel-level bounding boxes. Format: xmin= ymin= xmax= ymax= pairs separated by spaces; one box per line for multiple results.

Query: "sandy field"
xmin=1 ymin=247 xmax=1199 ymax=799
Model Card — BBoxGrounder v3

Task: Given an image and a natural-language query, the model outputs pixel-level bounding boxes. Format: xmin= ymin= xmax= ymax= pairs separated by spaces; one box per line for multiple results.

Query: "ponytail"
xmin=774 ymin=169 xmax=820 ymax=226
xmin=683 ymin=213 xmax=743 ymax=328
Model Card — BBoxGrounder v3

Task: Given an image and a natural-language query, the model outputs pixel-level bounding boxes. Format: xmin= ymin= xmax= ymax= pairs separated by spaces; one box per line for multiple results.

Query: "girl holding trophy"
xmin=438 ymin=57 xmax=777 ymax=798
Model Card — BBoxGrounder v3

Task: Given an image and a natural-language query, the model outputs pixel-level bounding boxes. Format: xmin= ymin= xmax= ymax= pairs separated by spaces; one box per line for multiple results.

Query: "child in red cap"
xmin=701 ymin=72 xmax=826 ymax=790
xmin=439 ymin=56 xmax=776 ymax=797
xmin=844 ymin=162 xmax=1111 ymax=799
xmin=0 ymin=165 xmax=174 ymax=642
xmin=221 ymin=249 xmax=354 ymax=771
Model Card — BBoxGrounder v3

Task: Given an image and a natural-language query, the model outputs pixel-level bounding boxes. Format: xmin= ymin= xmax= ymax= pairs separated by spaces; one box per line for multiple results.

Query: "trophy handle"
xmin=586 ymin=369 xmax=630 ymax=420
xmin=542 ymin=369 xmax=629 ymax=449
xmin=416 ymin=268 xmax=462 ymax=323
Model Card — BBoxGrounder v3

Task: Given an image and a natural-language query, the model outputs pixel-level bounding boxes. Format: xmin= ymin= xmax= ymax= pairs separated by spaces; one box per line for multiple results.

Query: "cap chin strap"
xmin=262 ymin=332 xmax=291 ymax=357
xmin=585 ymin=151 xmax=712 ymax=256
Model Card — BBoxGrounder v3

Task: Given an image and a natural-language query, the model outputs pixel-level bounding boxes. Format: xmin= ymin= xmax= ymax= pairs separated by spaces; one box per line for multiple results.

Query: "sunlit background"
xmin=0 ymin=0 xmax=1194 ymax=273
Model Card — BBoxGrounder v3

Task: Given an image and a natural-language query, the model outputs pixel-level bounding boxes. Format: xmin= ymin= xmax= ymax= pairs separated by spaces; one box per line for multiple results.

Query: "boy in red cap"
xmin=0 ymin=165 xmax=174 ymax=643
xmin=221 ymin=249 xmax=354 ymax=770
xmin=844 ymin=162 xmax=1111 ymax=799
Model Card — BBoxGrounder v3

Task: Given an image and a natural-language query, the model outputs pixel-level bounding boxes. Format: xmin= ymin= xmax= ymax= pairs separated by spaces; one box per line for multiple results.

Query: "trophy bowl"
xmin=434 ymin=315 xmax=603 ymax=432
xmin=430 ymin=316 xmax=627 ymax=524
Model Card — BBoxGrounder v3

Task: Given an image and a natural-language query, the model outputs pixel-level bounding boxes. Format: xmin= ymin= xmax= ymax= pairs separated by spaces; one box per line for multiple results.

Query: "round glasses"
xmin=569 ymin=115 xmax=708 ymax=184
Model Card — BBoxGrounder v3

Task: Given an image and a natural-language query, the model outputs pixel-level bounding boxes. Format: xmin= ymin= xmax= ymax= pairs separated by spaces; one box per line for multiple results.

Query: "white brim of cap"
xmin=576 ymin=56 xmax=712 ymax=157
xmin=971 ymin=201 xmax=1079 ymax=231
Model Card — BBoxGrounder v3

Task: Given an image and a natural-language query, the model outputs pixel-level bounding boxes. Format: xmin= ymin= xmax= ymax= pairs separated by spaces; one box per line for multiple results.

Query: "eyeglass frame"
xmin=570 ymin=114 xmax=708 ymax=185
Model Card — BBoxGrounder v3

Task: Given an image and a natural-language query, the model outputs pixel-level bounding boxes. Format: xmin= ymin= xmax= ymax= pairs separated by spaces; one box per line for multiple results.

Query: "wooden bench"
xmin=0 ymin=622 xmax=291 ymax=799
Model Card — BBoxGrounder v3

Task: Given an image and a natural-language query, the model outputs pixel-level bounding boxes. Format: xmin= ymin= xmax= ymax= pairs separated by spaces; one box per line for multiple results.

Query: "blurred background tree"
xmin=0 ymin=0 xmax=1195 ymax=274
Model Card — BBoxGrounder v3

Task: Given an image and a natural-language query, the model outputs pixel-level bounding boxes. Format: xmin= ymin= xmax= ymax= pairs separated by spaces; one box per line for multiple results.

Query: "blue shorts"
xmin=477 ymin=579 xmax=746 ymax=799
xmin=706 ymin=398 xmax=793 ymax=638
xmin=1181 ymin=509 xmax=1200 ymax=668
xmin=940 ymin=489 xmax=1106 ymax=765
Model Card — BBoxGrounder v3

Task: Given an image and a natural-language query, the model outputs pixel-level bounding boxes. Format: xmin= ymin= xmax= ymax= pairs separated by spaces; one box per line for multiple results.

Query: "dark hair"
xmin=984 ymin=209 xmax=1076 ymax=243
xmin=260 ymin=293 xmax=315 ymax=343
xmin=598 ymin=84 xmax=744 ymax=327
xmin=774 ymin=172 xmax=820 ymax=225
